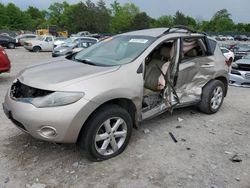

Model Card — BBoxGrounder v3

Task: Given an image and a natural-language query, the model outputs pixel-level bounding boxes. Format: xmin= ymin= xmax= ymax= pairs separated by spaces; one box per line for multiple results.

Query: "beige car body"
xmin=3 ymin=28 xmax=228 ymax=144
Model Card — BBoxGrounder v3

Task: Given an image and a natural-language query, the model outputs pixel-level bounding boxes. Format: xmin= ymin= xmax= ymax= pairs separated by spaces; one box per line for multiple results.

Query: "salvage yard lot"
xmin=0 ymin=48 xmax=250 ymax=188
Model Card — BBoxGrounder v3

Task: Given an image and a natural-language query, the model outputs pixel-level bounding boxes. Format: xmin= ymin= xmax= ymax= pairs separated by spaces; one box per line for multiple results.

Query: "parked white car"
xmin=220 ymin=47 xmax=234 ymax=62
xmin=226 ymin=35 xmax=234 ymax=40
xmin=24 ymin=35 xmax=56 ymax=52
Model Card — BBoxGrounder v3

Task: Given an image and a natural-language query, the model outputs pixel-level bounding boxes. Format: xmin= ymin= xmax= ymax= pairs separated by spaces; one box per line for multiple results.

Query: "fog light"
xmin=39 ymin=126 xmax=57 ymax=138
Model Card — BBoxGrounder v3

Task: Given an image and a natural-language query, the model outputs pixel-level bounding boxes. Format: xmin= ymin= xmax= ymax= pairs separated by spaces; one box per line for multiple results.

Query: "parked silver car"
xmin=3 ymin=26 xmax=229 ymax=161
xmin=230 ymin=53 xmax=250 ymax=87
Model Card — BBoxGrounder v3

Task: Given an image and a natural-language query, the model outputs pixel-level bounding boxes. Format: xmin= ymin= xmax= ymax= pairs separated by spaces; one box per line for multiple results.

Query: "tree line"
xmin=0 ymin=0 xmax=250 ymax=34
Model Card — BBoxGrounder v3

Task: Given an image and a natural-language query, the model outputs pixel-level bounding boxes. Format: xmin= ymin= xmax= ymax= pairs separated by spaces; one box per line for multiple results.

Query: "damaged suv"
xmin=3 ymin=26 xmax=229 ymax=161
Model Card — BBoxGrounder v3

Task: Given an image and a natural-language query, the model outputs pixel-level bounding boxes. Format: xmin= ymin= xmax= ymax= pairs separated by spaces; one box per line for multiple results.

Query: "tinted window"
xmin=221 ymin=48 xmax=229 ymax=53
xmin=182 ymin=37 xmax=207 ymax=61
xmin=207 ymin=39 xmax=217 ymax=54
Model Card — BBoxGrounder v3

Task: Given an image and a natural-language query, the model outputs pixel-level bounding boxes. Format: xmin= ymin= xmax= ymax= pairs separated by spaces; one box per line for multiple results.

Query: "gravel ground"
xmin=0 ymin=48 xmax=250 ymax=188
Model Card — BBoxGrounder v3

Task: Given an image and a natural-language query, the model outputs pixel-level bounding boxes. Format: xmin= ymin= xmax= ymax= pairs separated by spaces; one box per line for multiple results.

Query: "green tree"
xmin=131 ymin=12 xmax=151 ymax=30
xmin=152 ymin=15 xmax=174 ymax=27
xmin=111 ymin=1 xmax=139 ymax=33
xmin=0 ymin=3 xmax=9 ymax=29
xmin=5 ymin=3 xmax=31 ymax=30
xmin=210 ymin=9 xmax=234 ymax=31
xmin=173 ymin=11 xmax=188 ymax=26
xmin=48 ymin=2 xmax=69 ymax=29
xmin=25 ymin=6 xmax=47 ymax=30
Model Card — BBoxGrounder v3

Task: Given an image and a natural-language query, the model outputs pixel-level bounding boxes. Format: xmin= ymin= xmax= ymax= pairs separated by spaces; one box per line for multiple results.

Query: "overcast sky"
xmin=1 ymin=0 xmax=250 ymax=23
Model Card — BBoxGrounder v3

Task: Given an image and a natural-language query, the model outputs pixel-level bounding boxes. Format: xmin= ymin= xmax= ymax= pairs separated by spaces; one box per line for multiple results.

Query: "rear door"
xmin=175 ymin=36 xmax=216 ymax=103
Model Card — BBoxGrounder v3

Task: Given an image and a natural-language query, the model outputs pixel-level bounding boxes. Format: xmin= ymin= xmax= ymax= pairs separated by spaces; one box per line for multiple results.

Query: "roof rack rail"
xmin=162 ymin=25 xmax=207 ymax=35
xmin=164 ymin=25 xmax=196 ymax=34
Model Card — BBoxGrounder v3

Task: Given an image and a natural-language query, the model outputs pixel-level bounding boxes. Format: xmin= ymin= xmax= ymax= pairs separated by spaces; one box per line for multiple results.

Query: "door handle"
xmin=201 ymin=63 xmax=214 ymax=68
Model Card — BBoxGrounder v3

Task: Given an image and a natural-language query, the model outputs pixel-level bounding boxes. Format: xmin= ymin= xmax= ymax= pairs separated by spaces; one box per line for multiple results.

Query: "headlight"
xmin=231 ymin=63 xmax=238 ymax=69
xmin=30 ymin=91 xmax=84 ymax=108
xmin=59 ymin=49 xmax=67 ymax=53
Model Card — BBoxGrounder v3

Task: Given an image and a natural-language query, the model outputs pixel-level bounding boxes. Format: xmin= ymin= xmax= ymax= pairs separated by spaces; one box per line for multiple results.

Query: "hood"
xmin=53 ymin=46 xmax=72 ymax=52
xmin=18 ymin=58 xmax=120 ymax=91
xmin=235 ymin=58 xmax=250 ymax=65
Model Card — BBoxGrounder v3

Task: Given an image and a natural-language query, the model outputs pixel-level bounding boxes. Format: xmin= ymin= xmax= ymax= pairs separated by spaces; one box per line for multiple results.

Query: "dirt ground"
xmin=0 ymin=48 xmax=249 ymax=188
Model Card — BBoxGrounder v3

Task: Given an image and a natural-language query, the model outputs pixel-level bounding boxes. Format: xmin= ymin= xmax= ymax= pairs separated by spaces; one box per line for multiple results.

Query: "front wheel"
xmin=33 ymin=46 xmax=41 ymax=52
xmin=79 ymin=104 xmax=133 ymax=161
xmin=198 ymin=80 xmax=225 ymax=114
xmin=7 ymin=43 xmax=15 ymax=49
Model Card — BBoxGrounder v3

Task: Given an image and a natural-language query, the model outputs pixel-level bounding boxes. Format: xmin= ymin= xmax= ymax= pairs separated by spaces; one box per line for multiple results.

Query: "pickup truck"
xmin=24 ymin=35 xmax=56 ymax=52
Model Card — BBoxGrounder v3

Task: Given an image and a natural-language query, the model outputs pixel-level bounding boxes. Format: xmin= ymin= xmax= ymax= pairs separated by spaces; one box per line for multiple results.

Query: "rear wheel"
xmin=198 ymin=80 xmax=225 ymax=114
xmin=7 ymin=43 xmax=15 ymax=49
xmin=33 ymin=46 xmax=41 ymax=52
xmin=79 ymin=104 xmax=133 ymax=161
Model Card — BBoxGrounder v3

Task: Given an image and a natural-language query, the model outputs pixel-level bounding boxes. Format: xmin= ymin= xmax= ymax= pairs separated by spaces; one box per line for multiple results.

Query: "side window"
xmin=79 ymin=42 xmax=88 ymax=48
xmin=207 ymin=39 xmax=217 ymax=54
xmin=45 ymin=37 xmax=52 ymax=42
xmin=221 ymin=48 xmax=228 ymax=53
xmin=182 ymin=37 xmax=207 ymax=61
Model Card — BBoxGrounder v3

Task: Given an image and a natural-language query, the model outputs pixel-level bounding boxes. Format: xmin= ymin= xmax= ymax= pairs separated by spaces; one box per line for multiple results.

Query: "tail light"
xmin=225 ymin=59 xmax=232 ymax=67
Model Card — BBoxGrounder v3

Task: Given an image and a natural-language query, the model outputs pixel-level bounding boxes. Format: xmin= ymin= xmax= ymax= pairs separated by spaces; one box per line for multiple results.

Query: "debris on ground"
xmin=169 ymin=132 xmax=178 ymax=143
xmin=70 ymin=171 xmax=75 ymax=174
xmin=234 ymin=131 xmax=243 ymax=135
xmin=186 ymin=147 xmax=191 ymax=150
xmin=229 ymin=154 xmax=242 ymax=163
xmin=72 ymin=162 xmax=79 ymax=168
xmin=177 ymin=117 xmax=183 ymax=122
xmin=4 ymin=177 xmax=10 ymax=184
xmin=27 ymin=183 xmax=47 ymax=188
xmin=235 ymin=177 xmax=240 ymax=181
xmin=176 ymin=125 xmax=182 ymax=129
xmin=224 ymin=151 xmax=233 ymax=155
xmin=143 ymin=129 xmax=150 ymax=134
xmin=180 ymin=138 xmax=186 ymax=142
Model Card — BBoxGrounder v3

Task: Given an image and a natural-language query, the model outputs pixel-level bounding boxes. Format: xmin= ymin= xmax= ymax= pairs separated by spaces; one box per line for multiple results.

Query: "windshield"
xmin=74 ymin=35 xmax=154 ymax=66
xmin=37 ymin=36 xmax=44 ymax=41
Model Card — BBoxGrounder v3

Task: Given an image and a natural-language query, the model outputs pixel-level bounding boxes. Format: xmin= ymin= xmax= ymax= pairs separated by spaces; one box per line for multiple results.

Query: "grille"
xmin=245 ymin=73 xmax=250 ymax=80
xmin=237 ymin=64 xmax=250 ymax=71
xmin=10 ymin=80 xmax=53 ymax=99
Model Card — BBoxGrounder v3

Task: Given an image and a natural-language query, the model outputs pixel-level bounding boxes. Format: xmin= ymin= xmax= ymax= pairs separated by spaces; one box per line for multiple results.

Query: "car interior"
xmin=142 ymin=37 xmax=207 ymax=114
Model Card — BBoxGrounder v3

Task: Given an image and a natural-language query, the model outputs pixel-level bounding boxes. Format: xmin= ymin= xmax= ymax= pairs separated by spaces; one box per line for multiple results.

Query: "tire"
xmin=7 ymin=43 xmax=15 ymax=49
xmin=33 ymin=46 xmax=41 ymax=52
xmin=198 ymin=80 xmax=225 ymax=114
xmin=79 ymin=104 xmax=133 ymax=161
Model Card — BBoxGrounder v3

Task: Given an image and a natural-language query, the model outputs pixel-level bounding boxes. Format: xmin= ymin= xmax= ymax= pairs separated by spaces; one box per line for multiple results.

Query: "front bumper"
xmin=229 ymin=70 xmax=250 ymax=87
xmin=24 ymin=45 xmax=33 ymax=51
xmin=3 ymin=90 xmax=99 ymax=143
xmin=52 ymin=52 xmax=64 ymax=57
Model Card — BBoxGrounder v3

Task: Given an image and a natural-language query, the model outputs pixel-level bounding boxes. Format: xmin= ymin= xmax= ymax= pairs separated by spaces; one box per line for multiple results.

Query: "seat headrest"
xmin=160 ymin=47 xmax=171 ymax=59
xmin=186 ymin=49 xmax=198 ymax=57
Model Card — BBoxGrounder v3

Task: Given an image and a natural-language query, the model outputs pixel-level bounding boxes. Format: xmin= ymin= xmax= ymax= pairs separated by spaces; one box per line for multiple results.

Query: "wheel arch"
xmin=77 ymin=98 xmax=137 ymax=144
xmin=214 ymin=76 xmax=228 ymax=97
xmin=32 ymin=45 xmax=42 ymax=51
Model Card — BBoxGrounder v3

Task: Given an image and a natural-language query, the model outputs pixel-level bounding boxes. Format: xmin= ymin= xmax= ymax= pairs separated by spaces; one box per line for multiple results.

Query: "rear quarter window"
xmin=207 ymin=39 xmax=217 ymax=55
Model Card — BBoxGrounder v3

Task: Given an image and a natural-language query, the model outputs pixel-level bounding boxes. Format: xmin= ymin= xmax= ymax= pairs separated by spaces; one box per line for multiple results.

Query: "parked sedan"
xmin=52 ymin=39 xmax=98 ymax=57
xmin=0 ymin=35 xmax=18 ymax=49
xmin=230 ymin=54 xmax=250 ymax=87
xmin=220 ymin=47 xmax=234 ymax=62
xmin=231 ymin=44 xmax=250 ymax=61
xmin=15 ymin=34 xmax=37 ymax=46
xmin=234 ymin=35 xmax=248 ymax=41
xmin=0 ymin=46 xmax=11 ymax=73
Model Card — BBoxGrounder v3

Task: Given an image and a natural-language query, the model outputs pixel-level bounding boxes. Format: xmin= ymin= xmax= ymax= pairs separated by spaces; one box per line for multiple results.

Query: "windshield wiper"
xmin=74 ymin=58 xmax=98 ymax=66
